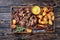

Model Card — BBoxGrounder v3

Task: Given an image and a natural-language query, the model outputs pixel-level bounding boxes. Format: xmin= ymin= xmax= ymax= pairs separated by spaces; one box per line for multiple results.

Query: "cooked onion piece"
xmin=38 ymin=24 xmax=47 ymax=28
xmin=38 ymin=24 xmax=45 ymax=27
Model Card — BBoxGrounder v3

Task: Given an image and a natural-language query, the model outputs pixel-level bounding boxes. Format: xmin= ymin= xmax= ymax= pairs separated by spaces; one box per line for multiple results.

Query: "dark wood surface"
xmin=0 ymin=0 xmax=60 ymax=40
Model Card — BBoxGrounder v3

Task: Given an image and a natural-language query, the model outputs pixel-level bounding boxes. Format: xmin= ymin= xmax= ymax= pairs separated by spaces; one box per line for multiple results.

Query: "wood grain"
xmin=0 ymin=0 xmax=60 ymax=40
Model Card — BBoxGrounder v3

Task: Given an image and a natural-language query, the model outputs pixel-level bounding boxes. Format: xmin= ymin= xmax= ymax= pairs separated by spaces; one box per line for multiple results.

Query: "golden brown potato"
xmin=43 ymin=7 xmax=48 ymax=12
xmin=49 ymin=12 xmax=54 ymax=16
xmin=43 ymin=16 xmax=47 ymax=21
xmin=38 ymin=19 xmax=41 ymax=23
xmin=52 ymin=16 xmax=54 ymax=21
xmin=38 ymin=19 xmax=47 ymax=24
xmin=47 ymin=14 xmax=52 ymax=20
xmin=12 ymin=19 xmax=16 ymax=25
xmin=41 ymin=21 xmax=45 ymax=24
xmin=38 ymin=24 xmax=45 ymax=27
xmin=26 ymin=28 xmax=32 ymax=33
xmin=11 ymin=25 xmax=16 ymax=29
xmin=37 ymin=15 xmax=42 ymax=19
xmin=48 ymin=20 xmax=52 ymax=25
xmin=42 ymin=12 xmax=46 ymax=16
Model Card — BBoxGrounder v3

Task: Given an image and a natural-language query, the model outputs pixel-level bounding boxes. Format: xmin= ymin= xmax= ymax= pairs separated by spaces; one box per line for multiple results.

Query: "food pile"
xmin=11 ymin=6 xmax=54 ymax=33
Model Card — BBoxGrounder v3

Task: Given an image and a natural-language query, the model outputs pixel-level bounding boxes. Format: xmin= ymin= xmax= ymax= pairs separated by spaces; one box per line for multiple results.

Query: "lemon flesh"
xmin=32 ymin=6 xmax=40 ymax=15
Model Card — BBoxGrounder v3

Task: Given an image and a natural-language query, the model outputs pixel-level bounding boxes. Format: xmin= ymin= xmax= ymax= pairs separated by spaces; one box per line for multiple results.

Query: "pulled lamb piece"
xmin=25 ymin=7 xmax=30 ymax=13
xmin=26 ymin=15 xmax=37 ymax=28
xmin=19 ymin=11 xmax=24 ymax=16
xmin=12 ymin=7 xmax=37 ymax=29
xmin=19 ymin=20 xmax=25 ymax=27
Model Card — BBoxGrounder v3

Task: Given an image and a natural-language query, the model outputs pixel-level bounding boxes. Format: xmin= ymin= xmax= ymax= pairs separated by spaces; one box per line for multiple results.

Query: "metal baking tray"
xmin=11 ymin=6 xmax=55 ymax=34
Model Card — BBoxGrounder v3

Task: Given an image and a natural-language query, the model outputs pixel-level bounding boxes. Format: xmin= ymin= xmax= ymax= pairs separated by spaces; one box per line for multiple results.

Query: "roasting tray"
xmin=11 ymin=6 xmax=55 ymax=34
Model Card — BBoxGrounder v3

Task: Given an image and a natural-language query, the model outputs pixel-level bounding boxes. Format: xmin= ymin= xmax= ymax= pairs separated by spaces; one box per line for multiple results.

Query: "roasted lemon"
xmin=32 ymin=6 xmax=40 ymax=15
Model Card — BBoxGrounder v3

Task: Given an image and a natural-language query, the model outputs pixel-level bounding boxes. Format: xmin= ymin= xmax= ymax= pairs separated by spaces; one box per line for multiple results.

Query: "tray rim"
xmin=10 ymin=6 xmax=55 ymax=34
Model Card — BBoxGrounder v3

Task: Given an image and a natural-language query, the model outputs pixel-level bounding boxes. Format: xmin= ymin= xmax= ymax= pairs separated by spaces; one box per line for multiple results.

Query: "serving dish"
xmin=11 ymin=5 xmax=55 ymax=33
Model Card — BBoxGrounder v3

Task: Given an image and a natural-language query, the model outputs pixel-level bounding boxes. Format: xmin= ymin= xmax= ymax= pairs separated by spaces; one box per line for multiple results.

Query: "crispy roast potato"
xmin=42 ymin=12 xmax=46 ymax=16
xmin=37 ymin=15 xmax=43 ymax=19
xmin=12 ymin=19 xmax=16 ymax=25
xmin=11 ymin=25 xmax=16 ymax=29
xmin=52 ymin=16 xmax=54 ymax=21
xmin=26 ymin=28 xmax=32 ymax=33
xmin=43 ymin=7 xmax=48 ymax=12
xmin=48 ymin=20 xmax=52 ymax=25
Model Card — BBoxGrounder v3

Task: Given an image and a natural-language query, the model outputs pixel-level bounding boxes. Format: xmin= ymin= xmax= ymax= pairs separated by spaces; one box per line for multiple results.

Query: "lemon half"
xmin=32 ymin=6 xmax=40 ymax=15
